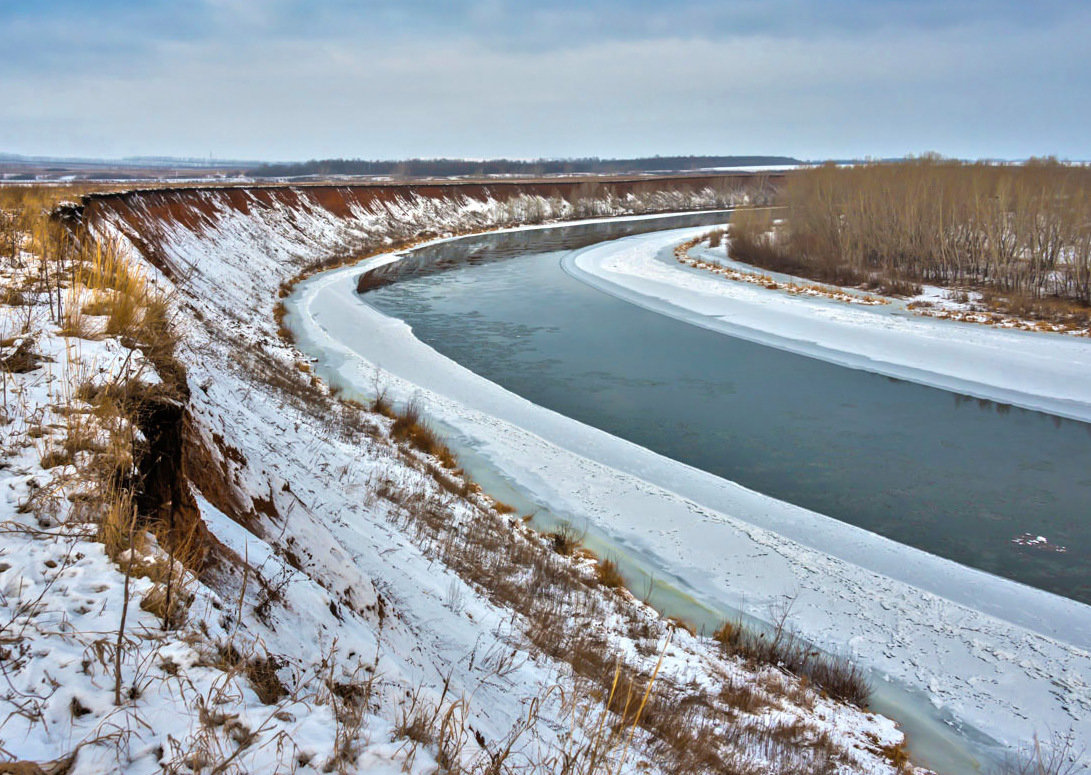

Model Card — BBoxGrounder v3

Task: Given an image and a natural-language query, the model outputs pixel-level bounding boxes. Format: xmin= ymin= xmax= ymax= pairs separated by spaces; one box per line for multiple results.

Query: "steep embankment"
xmin=3 ymin=179 xmax=924 ymax=774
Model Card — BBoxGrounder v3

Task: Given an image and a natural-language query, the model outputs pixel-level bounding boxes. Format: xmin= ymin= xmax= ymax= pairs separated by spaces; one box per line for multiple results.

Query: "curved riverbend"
xmin=284 ymin=214 xmax=1091 ymax=774
xmin=368 ymin=232 xmax=1091 ymax=604
xmin=567 ymin=233 xmax=1091 ymax=424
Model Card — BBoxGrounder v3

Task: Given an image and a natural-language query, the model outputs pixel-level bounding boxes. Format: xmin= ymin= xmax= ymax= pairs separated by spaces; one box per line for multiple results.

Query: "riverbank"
xmin=570 ymin=230 xmax=1091 ymax=424
xmin=286 ymin=222 xmax=1091 ymax=772
xmin=9 ymin=185 xmax=929 ymax=774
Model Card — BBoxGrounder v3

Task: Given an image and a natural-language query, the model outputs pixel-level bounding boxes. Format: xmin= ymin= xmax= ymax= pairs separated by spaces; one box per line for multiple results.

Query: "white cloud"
xmin=0 ymin=5 xmax=1087 ymax=160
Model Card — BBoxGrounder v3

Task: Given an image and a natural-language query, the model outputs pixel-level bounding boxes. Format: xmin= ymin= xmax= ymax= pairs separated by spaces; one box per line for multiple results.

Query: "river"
xmin=285 ymin=212 xmax=1091 ymax=774
xmin=364 ymin=224 xmax=1091 ymax=604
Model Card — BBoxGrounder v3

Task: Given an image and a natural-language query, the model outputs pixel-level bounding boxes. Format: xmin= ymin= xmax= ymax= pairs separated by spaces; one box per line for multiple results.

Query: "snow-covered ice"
xmin=286 ymin=222 xmax=1091 ymax=771
xmin=570 ymin=231 xmax=1091 ymax=423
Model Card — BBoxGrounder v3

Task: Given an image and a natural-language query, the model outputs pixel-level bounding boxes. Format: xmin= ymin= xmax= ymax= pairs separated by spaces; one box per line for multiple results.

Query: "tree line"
xmin=250 ymin=155 xmax=800 ymax=179
xmin=730 ymin=158 xmax=1091 ymax=308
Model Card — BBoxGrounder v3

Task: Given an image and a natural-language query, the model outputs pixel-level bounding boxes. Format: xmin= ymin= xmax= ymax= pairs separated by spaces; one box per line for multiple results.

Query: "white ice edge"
xmin=285 ymin=221 xmax=1091 ymax=766
xmin=360 ymin=208 xmax=739 ymax=272
xmin=570 ymin=233 xmax=1091 ymax=424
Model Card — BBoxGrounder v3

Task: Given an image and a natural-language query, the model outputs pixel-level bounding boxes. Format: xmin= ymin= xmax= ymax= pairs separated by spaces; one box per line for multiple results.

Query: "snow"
xmin=285 ymin=222 xmax=1091 ymax=772
xmin=568 ymin=232 xmax=1091 ymax=423
xmin=0 ymin=188 xmax=927 ymax=772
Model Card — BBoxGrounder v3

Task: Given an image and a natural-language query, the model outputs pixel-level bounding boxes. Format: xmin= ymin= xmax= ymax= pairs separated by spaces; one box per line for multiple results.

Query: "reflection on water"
xmin=357 ymin=212 xmax=734 ymax=290
xmin=363 ymin=225 xmax=1091 ymax=604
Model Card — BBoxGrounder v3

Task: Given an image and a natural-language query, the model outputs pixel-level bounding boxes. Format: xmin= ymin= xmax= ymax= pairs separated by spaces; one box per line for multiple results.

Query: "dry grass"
xmin=979 ymin=288 xmax=1091 ymax=330
xmin=272 ymin=300 xmax=294 ymax=343
xmin=97 ymin=488 xmax=140 ymax=562
xmin=678 ymin=230 xmax=887 ymax=306
xmin=390 ymin=399 xmax=458 ymax=468
xmin=713 ymin=616 xmax=869 ymax=707
xmin=595 ymin=558 xmax=626 ymax=590
xmin=2 ymin=184 xmax=197 ymax=599
xmin=371 ymin=391 xmax=396 ymax=418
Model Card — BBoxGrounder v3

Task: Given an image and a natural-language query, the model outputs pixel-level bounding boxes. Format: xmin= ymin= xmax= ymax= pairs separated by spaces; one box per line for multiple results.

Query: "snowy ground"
xmin=684 ymin=239 xmax=1091 ymax=336
xmin=286 ymin=223 xmax=1091 ymax=773
xmin=0 ymin=189 xmax=931 ymax=773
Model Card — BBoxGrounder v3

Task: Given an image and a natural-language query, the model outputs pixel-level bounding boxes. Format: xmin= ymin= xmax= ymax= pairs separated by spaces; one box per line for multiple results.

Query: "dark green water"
xmin=364 ymin=228 xmax=1091 ymax=604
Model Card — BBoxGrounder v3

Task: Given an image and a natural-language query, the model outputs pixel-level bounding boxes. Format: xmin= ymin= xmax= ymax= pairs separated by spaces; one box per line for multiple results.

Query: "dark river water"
xmin=363 ymin=220 xmax=1091 ymax=604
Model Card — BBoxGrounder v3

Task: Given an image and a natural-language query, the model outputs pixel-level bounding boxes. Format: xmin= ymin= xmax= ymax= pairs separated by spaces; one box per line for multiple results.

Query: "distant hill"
xmin=249 ymin=155 xmax=802 ymax=178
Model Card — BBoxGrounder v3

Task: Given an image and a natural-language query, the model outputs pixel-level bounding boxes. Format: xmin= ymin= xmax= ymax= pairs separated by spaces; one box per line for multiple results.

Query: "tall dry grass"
xmin=2 ymin=183 xmax=191 ymax=596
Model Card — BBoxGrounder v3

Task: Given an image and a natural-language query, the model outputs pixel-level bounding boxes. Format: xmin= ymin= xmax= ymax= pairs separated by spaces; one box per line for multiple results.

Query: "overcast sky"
xmin=1 ymin=0 xmax=1087 ymax=162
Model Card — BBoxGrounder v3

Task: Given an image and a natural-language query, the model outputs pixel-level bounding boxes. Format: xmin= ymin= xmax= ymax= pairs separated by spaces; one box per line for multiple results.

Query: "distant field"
xmin=0 ymin=153 xmax=801 ymax=183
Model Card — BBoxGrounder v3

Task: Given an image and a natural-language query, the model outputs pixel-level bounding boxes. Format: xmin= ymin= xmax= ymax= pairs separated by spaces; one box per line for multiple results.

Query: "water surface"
xmin=364 ymin=227 xmax=1091 ymax=604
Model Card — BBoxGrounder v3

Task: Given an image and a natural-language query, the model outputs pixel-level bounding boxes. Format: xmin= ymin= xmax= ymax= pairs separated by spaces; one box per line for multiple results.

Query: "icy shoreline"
xmin=285 ymin=221 xmax=1091 ymax=771
xmin=569 ymin=232 xmax=1091 ymax=423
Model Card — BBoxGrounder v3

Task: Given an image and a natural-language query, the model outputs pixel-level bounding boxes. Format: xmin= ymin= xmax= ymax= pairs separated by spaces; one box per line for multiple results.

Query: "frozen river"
xmin=365 ymin=226 xmax=1091 ymax=604
xmin=286 ymin=212 xmax=1091 ymax=773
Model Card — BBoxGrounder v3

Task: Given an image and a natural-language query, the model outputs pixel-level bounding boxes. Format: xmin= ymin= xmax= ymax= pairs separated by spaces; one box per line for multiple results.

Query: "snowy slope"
xmin=0 ymin=186 xmax=932 ymax=773
xmin=284 ymin=223 xmax=1091 ymax=773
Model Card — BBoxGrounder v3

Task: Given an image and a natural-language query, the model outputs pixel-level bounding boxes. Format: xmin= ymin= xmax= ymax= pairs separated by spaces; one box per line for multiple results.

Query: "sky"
xmin=0 ymin=0 xmax=1087 ymax=162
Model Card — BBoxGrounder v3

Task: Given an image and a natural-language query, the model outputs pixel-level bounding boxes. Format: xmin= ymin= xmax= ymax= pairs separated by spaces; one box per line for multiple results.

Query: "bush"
xmin=713 ymin=617 xmax=870 ymax=707
xmin=390 ymin=400 xmax=457 ymax=468
xmin=595 ymin=558 xmax=626 ymax=590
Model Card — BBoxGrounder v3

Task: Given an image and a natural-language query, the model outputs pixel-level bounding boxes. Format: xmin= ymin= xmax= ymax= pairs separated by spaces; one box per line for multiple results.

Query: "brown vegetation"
xmin=547 ymin=522 xmax=585 ymax=556
xmin=595 ymin=558 xmax=627 ymax=590
xmin=390 ymin=399 xmax=458 ymax=468
xmin=676 ymin=231 xmax=887 ymax=306
xmin=730 ymin=159 xmax=1091 ymax=326
xmin=713 ymin=616 xmax=869 ymax=707
xmin=1 ymin=184 xmax=201 ymax=611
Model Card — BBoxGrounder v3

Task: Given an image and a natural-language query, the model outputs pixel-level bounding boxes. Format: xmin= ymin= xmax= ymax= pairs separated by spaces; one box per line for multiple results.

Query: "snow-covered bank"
xmin=569 ymin=231 xmax=1091 ymax=423
xmin=8 ymin=185 xmax=922 ymax=774
xmin=285 ymin=223 xmax=1091 ymax=771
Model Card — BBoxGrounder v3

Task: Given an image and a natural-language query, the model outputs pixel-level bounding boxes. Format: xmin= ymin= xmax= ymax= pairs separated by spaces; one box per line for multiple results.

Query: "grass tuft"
xmin=595 ymin=558 xmax=626 ymax=590
xmin=712 ymin=616 xmax=870 ymax=707
xmin=390 ymin=400 xmax=457 ymax=468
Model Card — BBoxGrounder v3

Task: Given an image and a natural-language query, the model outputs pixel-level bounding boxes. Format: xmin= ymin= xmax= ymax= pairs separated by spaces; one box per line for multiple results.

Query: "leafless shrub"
xmin=996 ymin=732 xmax=1087 ymax=775
xmin=547 ymin=522 xmax=585 ymax=556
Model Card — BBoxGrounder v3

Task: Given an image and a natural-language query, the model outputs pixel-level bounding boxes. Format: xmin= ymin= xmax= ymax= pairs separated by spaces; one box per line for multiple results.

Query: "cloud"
xmin=0 ymin=1 xmax=1087 ymax=160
